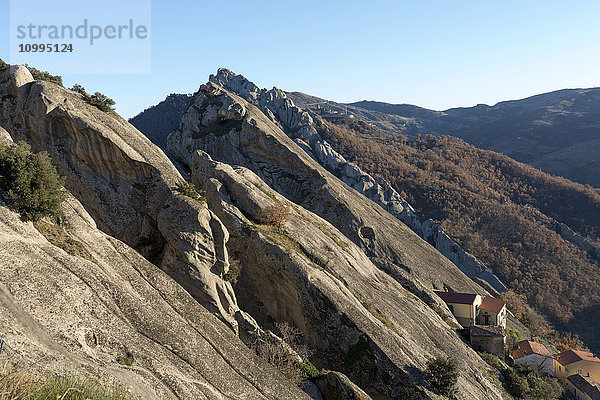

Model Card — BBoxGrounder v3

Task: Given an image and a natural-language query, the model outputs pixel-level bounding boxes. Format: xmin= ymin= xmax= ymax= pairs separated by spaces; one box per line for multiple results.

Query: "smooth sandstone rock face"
xmin=170 ymin=84 xmax=509 ymax=398
xmin=0 ymin=192 xmax=309 ymax=399
xmin=0 ymin=67 xmax=242 ymax=331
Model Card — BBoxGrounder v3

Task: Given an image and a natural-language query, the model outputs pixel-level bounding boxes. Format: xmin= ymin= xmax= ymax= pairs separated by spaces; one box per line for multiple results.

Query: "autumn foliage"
xmin=259 ymin=200 xmax=291 ymax=232
xmin=322 ymin=118 xmax=600 ymax=348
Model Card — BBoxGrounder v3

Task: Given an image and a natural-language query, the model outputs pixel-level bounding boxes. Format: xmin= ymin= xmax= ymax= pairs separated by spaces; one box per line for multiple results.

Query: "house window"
xmin=577 ymin=369 xmax=582 ymax=374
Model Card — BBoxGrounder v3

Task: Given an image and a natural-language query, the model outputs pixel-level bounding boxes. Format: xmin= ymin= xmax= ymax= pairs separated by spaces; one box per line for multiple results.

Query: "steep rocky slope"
xmin=166 ymin=77 xmax=511 ymax=399
xmin=0 ymin=65 xmax=314 ymax=399
xmin=0 ymin=66 xmax=248 ymax=331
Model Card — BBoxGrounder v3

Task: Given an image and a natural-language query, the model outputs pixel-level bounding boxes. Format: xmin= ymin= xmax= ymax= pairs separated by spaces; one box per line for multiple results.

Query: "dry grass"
xmin=0 ymin=362 xmax=129 ymax=399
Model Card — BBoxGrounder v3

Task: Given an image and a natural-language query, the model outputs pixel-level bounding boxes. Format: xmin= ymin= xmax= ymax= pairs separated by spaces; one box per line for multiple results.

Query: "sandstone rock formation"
xmin=168 ymin=80 xmax=510 ymax=398
xmin=0 ymin=67 xmax=244 ymax=330
xmin=188 ymin=69 xmax=508 ymax=296
xmin=0 ymin=190 xmax=309 ymax=399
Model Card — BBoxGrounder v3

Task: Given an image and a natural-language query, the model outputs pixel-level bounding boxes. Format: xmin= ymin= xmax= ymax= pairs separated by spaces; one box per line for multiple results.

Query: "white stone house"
xmin=511 ymin=340 xmax=556 ymax=376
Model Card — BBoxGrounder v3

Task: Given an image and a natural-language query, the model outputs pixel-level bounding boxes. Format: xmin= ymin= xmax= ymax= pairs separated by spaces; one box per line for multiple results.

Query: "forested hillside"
xmin=321 ymin=117 xmax=600 ymax=350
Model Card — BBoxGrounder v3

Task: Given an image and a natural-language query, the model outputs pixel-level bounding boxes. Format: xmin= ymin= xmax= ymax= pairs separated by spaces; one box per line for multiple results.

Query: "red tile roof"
xmin=511 ymin=340 xmax=551 ymax=359
xmin=479 ymin=296 xmax=506 ymax=314
xmin=434 ymin=291 xmax=479 ymax=305
xmin=555 ymin=350 xmax=600 ymax=366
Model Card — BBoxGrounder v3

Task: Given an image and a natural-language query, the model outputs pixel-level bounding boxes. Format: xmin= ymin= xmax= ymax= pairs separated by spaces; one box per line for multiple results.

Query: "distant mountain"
xmin=129 ymin=93 xmax=192 ymax=149
xmin=288 ymin=88 xmax=600 ymax=188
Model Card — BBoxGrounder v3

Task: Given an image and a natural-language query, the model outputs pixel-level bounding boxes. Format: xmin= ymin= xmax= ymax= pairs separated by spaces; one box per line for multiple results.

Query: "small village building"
xmin=555 ymin=350 xmax=600 ymax=382
xmin=477 ymin=296 xmax=507 ymax=327
xmin=567 ymin=374 xmax=600 ymax=400
xmin=511 ymin=340 xmax=556 ymax=376
xmin=434 ymin=291 xmax=481 ymax=327
xmin=469 ymin=325 xmax=505 ymax=359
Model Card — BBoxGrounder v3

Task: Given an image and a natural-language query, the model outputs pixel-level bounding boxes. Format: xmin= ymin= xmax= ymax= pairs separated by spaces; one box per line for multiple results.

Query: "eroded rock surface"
xmin=168 ymin=81 xmax=510 ymax=398
xmin=0 ymin=67 xmax=243 ymax=330
xmin=0 ymin=192 xmax=309 ymax=399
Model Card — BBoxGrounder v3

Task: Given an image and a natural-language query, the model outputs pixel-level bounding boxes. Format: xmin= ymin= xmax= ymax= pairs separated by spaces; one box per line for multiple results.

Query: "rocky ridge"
xmin=166 ymin=75 xmax=510 ymax=399
xmin=0 ymin=66 xmax=321 ymax=399
xmin=203 ymin=69 xmax=507 ymax=294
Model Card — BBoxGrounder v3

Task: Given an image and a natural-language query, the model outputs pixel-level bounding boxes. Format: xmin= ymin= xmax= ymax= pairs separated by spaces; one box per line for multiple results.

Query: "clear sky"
xmin=1 ymin=0 xmax=600 ymax=119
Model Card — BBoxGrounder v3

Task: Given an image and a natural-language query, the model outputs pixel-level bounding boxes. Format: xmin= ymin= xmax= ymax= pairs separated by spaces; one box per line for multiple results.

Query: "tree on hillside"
xmin=0 ymin=142 xmax=65 ymax=221
xmin=259 ymin=200 xmax=291 ymax=232
xmin=70 ymin=84 xmax=116 ymax=112
xmin=25 ymin=64 xmax=63 ymax=87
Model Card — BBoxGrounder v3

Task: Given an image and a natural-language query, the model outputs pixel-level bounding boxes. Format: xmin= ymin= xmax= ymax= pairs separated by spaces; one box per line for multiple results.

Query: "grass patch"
xmin=34 ymin=219 xmax=96 ymax=263
xmin=0 ymin=369 xmax=129 ymax=399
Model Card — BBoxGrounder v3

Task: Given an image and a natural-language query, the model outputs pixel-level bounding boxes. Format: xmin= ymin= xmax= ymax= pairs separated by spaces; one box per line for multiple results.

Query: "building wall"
xmin=514 ymin=354 xmax=555 ymax=376
xmin=567 ymin=381 xmax=594 ymax=400
xmin=567 ymin=361 xmax=600 ymax=382
xmin=448 ymin=296 xmax=481 ymax=327
xmin=556 ymin=360 xmax=600 ymax=382
xmin=471 ymin=335 xmax=505 ymax=359
xmin=477 ymin=306 xmax=507 ymax=327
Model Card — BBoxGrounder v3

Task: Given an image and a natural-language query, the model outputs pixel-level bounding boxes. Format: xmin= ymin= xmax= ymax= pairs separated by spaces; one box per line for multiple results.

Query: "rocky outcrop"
xmin=0 ymin=125 xmax=12 ymax=142
xmin=314 ymin=372 xmax=372 ymax=400
xmin=195 ymin=69 xmax=507 ymax=295
xmin=0 ymin=190 xmax=309 ymax=399
xmin=421 ymin=220 xmax=507 ymax=293
xmin=0 ymin=66 xmax=243 ymax=331
xmin=168 ymin=80 xmax=510 ymax=398
xmin=545 ymin=219 xmax=600 ymax=257
xmin=192 ymin=150 xmax=506 ymax=399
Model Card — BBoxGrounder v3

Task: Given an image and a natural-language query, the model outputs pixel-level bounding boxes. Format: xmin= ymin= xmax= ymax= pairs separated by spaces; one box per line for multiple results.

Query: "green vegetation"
xmin=0 ymin=369 xmax=129 ymax=399
xmin=117 ymin=355 xmax=133 ymax=366
xmin=478 ymin=352 xmax=564 ymax=399
xmin=252 ymin=322 xmax=322 ymax=385
xmin=342 ymin=335 xmax=377 ymax=368
xmin=175 ymin=181 xmax=205 ymax=202
xmin=0 ymin=58 xmax=8 ymax=70
xmin=424 ymin=357 xmax=458 ymax=399
xmin=71 ymin=84 xmax=116 ymax=112
xmin=33 ymin=219 xmax=96 ymax=263
xmin=0 ymin=142 xmax=65 ymax=221
xmin=324 ymin=119 xmax=600 ymax=349
xmin=223 ymin=257 xmax=241 ymax=283
xmin=25 ymin=64 xmax=63 ymax=87
xmin=294 ymin=360 xmax=321 ymax=379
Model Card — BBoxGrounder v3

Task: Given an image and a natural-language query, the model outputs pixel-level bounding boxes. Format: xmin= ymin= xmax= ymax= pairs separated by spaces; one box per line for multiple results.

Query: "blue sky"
xmin=1 ymin=0 xmax=600 ymax=119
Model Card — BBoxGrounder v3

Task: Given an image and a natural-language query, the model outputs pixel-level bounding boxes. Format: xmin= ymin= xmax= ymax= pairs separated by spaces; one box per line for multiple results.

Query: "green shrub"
xmin=294 ymin=360 xmax=321 ymax=379
xmin=0 ymin=142 xmax=65 ymax=221
xmin=479 ymin=352 xmax=564 ymax=399
xmin=0 ymin=58 xmax=8 ymax=70
xmin=117 ymin=356 xmax=133 ymax=366
xmin=25 ymin=64 xmax=63 ymax=87
xmin=175 ymin=181 xmax=205 ymax=202
xmin=70 ymin=84 xmax=116 ymax=112
xmin=223 ymin=257 xmax=241 ymax=283
xmin=425 ymin=357 xmax=459 ymax=398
